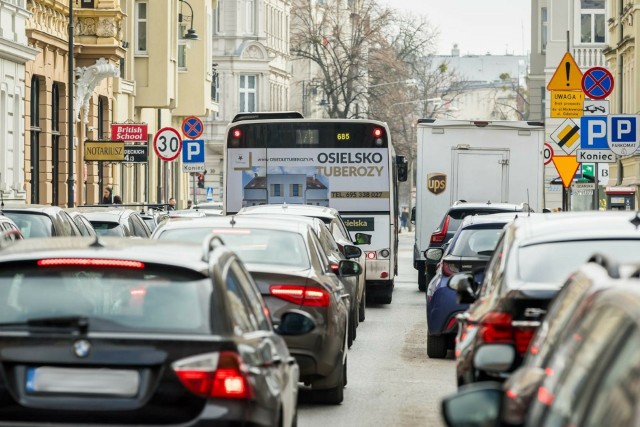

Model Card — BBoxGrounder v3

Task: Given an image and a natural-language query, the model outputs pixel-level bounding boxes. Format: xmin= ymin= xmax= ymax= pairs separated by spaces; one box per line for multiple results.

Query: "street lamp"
xmin=179 ymin=0 xmax=199 ymax=40
xmin=67 ymin=0 xmax=75 ymax=207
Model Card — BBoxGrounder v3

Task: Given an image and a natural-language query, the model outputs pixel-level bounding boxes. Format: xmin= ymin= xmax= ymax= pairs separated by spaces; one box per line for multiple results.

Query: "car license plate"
xmin=26 ymin=367 xmax=139 ymax=396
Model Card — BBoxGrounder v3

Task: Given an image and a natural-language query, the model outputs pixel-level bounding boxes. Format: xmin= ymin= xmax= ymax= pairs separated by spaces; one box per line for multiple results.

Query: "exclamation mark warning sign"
xmin=546 ymin=52 xmax=583 ymax=91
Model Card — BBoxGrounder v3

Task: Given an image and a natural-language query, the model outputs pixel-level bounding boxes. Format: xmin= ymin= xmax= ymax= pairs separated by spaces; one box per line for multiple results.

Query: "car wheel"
xmin=427 ymin=334 xmax=448 ymax=359
xmin=418 ymin=267 xmax=427 ymax=291
xmin=315 ymin=359 xmax=345 ymax=405
xmin=358 ymin=287 xmax=366 ymax=322
xmin=347 ymin=310 xmax=356 ymax=348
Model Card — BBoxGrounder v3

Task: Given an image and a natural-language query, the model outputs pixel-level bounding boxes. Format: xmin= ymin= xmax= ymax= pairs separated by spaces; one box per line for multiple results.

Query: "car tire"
xmin=316 ymin=359 xmax=345 ymax=405
xmin=427 ymin=334 xmax=448 ymax=359
xmin=418 ymin=264 xmax=426 ymax=291
xmin=347 ymin=310 xmax=356 ymax=348
xmin=358 ymin=288 xmax=366 ymax=322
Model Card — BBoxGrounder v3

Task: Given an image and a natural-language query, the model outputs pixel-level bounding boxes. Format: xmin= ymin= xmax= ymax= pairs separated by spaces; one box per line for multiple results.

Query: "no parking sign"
xmin=581 ymin=67 xmax=614 ymax=100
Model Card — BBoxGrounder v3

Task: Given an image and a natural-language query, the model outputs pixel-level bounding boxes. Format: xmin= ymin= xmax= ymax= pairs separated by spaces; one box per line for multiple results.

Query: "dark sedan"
xmin=0 ymin=236 xmax=307 ymax=426
xmin=152 ymin=216 xmax=360 ymax=404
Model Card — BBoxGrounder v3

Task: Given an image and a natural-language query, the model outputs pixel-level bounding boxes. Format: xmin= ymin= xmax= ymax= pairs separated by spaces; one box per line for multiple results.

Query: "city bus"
xmin=223 ymin=114 xmax=407 ymax=304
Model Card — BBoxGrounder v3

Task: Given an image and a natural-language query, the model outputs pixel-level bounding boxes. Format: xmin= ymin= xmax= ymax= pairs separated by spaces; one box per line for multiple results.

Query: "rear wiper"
xmin=0 ymin=315 xmax=89 ymax=333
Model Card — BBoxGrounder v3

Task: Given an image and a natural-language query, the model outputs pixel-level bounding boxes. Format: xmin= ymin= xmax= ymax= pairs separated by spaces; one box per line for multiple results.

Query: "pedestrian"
xmin=186 ymin=200 xmax=193 ymax=209
xmin=113 ymin=195 xmax=123 ymax=205
xmin=400 ymin=207 xmax=409 ymax=232
xmin=168 ymin=197 xmax=176 ymax=211
xmin=101 ymin=187 xmax=113 ymax=205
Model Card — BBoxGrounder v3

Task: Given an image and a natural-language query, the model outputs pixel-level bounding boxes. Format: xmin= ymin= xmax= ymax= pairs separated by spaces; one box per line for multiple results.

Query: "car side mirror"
xmin=474 ymin=344 xmax=515 ymax=373
xmin=411 ymin=207 xmax=416 ymax=223
xmin=338 ymin=259 xmax=362 ymax=277
xmin=354 ymin=233 xmax=371 ymax=245
xmin=425 ymin=248 xmax=444 ymax=262
xmin=343 ymin=244 xmax=362 ymax=259
xmin=449 ymin=273 xmax=478 ymax=304
xmin=441 ymin=382 xmax=503 ymax=427
xmin=276 ymin=310 xmax=316 ymax=336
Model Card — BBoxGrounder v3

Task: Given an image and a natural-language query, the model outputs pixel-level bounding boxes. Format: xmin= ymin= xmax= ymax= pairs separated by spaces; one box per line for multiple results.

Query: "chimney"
xmin=452 ymin=44 xmax=460 ymax=57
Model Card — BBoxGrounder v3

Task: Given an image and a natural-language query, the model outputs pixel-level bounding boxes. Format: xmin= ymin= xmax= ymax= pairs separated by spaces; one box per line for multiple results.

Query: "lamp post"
xmin=67 ymin=0 xmax=75 ymax=207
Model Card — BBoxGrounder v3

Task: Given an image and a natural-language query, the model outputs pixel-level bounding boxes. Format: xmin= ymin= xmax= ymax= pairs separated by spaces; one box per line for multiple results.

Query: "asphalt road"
xmin=298 ymin=231 xmax=456 ymax=426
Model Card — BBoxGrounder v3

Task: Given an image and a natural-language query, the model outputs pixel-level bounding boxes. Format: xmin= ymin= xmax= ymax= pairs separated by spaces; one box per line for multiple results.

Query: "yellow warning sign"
xmin=552 ymin=155 xmax=580 ymax=189
xmin=547 ymin=52 xmax=583 ymax=91
xmin=550 ymin=91 xmax=585 ymax=118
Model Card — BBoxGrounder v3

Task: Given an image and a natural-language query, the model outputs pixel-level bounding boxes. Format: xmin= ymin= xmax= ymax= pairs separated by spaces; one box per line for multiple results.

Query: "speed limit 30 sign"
xmin=543 ymin=142 xmax=554 ymax=165
xmin=153 ymin=127 xmax=182 ymax=161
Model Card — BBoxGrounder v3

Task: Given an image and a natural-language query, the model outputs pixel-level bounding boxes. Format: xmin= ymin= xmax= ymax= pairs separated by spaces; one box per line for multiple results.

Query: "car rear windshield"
xmin=450 ymin=227 xmax=504 ymax=257
xmin=515 ymin=239 xmax=640 ymax=284
xmin=91 ymin=222 xmax=125 ymax=237
xmin=3 ymin=213 xmax=53 ymax=238
xmin=159 ymin=228 xmax=310 ymax=268
xmin=0 ymin=264 xmax=213 ymax=334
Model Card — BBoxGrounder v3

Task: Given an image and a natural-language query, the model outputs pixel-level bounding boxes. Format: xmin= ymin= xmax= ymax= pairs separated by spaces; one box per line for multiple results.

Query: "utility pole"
xmin=67 ymin=0 xmax=75 ymax=207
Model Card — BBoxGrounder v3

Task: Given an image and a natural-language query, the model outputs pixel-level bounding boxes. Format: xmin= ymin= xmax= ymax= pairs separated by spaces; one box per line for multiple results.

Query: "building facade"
xmin=202 ymin=0 xmax=291 ymax=203
xmin=0 ymin=0 xmax=38 ymax=204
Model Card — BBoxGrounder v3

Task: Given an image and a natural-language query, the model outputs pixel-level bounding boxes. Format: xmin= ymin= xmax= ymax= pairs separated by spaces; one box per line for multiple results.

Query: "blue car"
xmin=425 ymin=213 xmax=516 ymax=358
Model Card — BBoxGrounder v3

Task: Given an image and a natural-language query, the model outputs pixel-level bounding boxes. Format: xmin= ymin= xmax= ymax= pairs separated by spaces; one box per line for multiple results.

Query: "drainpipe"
xmin=616 ymin=1 xmax=624 ymax=185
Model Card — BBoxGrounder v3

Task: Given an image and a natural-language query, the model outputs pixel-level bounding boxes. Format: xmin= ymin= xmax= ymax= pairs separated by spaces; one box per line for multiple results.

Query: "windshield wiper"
xmin=0 ymin=315 xmax=89 ymax=333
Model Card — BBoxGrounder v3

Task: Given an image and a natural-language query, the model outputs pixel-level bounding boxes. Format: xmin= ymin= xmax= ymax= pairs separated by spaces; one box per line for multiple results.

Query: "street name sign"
xmin=547 ymin=52 xmax=583 ymax=91
xmin=153 ymin=127 xmax=182 ymax=161
xmin=183 ymin=163 xmax=205 ymax=173
xmin=84 ymin=141 xmax=125 ymax=161
xmin=550 ymin=91 xmax=585 ymax=118
xmin=551 ymin=119 xmax=581 ymax=154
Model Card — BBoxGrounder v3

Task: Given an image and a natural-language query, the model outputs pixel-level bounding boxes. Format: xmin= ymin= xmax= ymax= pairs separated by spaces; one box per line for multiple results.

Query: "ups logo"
xmin=427 ymin=173 xmax=447 ymax=195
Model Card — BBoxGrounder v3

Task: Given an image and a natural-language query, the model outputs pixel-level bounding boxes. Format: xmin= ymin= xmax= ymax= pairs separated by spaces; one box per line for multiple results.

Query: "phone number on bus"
xmin=330 ymin=191 xmax=390 ymax=199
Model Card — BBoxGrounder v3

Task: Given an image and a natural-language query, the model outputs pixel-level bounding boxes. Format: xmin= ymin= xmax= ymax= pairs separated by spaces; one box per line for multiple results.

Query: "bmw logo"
xmin=73 ymin=340 xmax=91 ymax=358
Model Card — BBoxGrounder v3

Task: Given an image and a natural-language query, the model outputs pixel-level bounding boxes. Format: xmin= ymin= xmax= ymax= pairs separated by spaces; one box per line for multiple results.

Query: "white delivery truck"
xmin=413 ymin=119 xmax=545 ymax=289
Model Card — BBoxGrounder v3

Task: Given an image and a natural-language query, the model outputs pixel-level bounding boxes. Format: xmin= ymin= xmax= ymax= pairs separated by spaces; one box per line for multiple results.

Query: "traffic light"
xmin=197 ymin=173 xmax=205 ymax=188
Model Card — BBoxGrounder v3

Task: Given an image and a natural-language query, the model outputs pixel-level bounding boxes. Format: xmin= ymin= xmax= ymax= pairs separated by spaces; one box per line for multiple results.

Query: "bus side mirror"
xmin=396 ymin=156 xmax=408 ymax=182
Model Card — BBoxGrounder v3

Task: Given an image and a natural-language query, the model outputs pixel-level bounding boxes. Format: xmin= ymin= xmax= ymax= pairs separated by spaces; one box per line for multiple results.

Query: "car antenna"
xmin=229 ymin=216 xmax=236 ymax=227
xmin=527 ymin=189 xmax=531 ymax=216
xmin=0 ymin=190 xmax=4 ymax=213
xmin=89 ymin=234 xmax=106 ymax=248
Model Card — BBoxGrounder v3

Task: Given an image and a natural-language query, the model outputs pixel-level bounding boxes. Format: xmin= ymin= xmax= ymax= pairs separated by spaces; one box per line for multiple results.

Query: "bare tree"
xmin=490 ymin=72 xmax=529 ymax=120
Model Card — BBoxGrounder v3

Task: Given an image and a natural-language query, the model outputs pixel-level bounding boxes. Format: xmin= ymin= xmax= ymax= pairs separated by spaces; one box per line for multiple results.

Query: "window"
xmin=29 ymin=76 xmax=40 ymax=204
xmin=246 ymin=0 xmax=255 ymax=34
xmin=135 ymin=1 xmax=148 ymax=54
xmin=580 ymin=0 xmax=605 ymax=43
xmin=270 ymin=183 xmax=281 ymax=196
xmin=178 ymin=40 xmax=187 ymax=69
xmin=541 ymin=7 xmax=548 ymax=53
xmin=225 ymin=267 xmax=258 ymax=333
xmin=230 ymin=262 xmax=271 ymax=331
xmin=214 ymin=1 xmax=222 ymax=33
xmin=290 ymin=184 xmax=302 ymax=197
xmin=239 ymin=75 xmax=257 ymax=112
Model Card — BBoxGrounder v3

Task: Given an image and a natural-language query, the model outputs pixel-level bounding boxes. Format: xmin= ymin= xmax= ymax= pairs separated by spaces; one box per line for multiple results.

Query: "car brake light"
xmin=37 ymin=258 xmax=145 ymax=269
xmin=270 ymin=285 xmax=330 ymax=307
xmin=366 ymin=251 xmax=376 ymax=260
xmin=330 ymin=262 xmax=340 ymax=273
xmin=173 ymin=351 xmax=253 ymax=400
xmin=479 ymin=312 xmax=536 ymax=355
xmin=441 ymin=261 xmax=459 ymax=277
xmin=430 ymin=216 xmax=450 ymax=244
xmin=445 ymin=317 xmax=457 ymax=331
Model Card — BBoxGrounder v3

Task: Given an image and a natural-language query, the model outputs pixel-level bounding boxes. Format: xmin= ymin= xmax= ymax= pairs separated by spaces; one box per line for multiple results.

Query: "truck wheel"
xmin=418 ymin=266 xmax=427 ymax=292
xmin=427 ymin=335 xmax=448 ymax=359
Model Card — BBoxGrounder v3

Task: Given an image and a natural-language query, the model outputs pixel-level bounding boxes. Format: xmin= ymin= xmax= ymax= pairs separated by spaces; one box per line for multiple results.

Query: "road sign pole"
xmin=192 ymin=173 xmax=196 ymax=204
xmin=594 ymin=163 xmax=599 ymax=210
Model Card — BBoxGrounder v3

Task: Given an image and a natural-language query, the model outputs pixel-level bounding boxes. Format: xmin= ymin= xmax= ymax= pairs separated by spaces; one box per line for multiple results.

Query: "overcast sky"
xmin=386 ymin=0 xmax=531 ymax=56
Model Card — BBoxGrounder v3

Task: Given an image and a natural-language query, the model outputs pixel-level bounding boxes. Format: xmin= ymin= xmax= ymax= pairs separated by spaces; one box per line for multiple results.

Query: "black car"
xmin=418 ymin=201 xmax=529 ymax=291
xmin=2 ymin=205 xmax=82 ymax=238
xmin=453 ymin=211 xmax=640 ymax=386
xmin=0 ymin=236 xmax=307 ymax=426
xmin=441 ymin=261 xmax=640 ymax=427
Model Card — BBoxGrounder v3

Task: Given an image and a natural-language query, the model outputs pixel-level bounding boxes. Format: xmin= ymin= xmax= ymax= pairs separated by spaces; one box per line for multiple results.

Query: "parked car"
xmin=66 ymin=211 xmax=97 ymax=237
xmin=2 ymin=205 xmax=82 ymax=238
xmin=0 ymin=214 xmax=23 ymax=242
xmin=152 ymin=215 xmax=359 ymax=404
xmin=419 ymin=201 xmax=530 ymax=291
xmin=425 ymin=213 xmax=515 ymax=358
xmin=238 ymin=204 xmax=370 ymax=322
xmin=79 ymin=208 xmax=151 ymax=238
xmin=452 ymin=211 xmax=640 ymax=386
xmin=441 ymin=260 xmax=640 ymax=427
xmin=139 ymin=208 xmax=169 ymax=232
xmin=0 ymin=236 xmax=309 ymax=426
xmin=192 ymin=201 xmax=223 ymax=216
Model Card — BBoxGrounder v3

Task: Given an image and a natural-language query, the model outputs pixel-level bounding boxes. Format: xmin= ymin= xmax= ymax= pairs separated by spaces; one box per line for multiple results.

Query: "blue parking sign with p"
xmin=580 ymin=116 xmax=608 ymax=149
xmin=182 ymin=139 xmax=205 ymax=163
xmin=608 ymin=116 xmax=637 ymax=143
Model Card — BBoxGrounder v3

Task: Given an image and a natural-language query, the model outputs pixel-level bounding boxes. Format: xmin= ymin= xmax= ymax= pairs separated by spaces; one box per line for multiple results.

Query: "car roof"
xmin=154 ymin=215 xmax=313 ymax=235
xmin=1 ymin=205 xmax=66 ymax=214
xmin=238 ymin=204 xmax=340 ymax=220
xmin=74 ymin=208 xmax=136 ymax=222
xmin=449 ymin=201 xmax=527 ymax=211
xmin=460 ymin=212 xmax=525 ymax=227
xmin=0 ymin=237 xmax=210 ymax=272
xmin=509 ymin=211 xmax=640 ymax=245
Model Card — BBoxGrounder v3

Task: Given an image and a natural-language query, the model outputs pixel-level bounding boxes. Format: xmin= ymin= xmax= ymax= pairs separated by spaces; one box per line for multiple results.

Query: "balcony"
xmin=573 ymin=47 xmax=606 ymax=68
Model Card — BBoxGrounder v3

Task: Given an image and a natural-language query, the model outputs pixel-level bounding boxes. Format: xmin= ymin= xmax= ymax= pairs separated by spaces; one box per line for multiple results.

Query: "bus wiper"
xmin=0 ymin=315 xmax=89 ymax=333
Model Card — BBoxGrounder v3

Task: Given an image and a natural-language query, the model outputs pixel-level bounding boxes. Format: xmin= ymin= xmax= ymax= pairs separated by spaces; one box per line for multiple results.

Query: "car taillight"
xmin=330 ymin=262 xmax=340 ymax=273
xmin=430 ymin=216 xmax=451 ymax=244
xmin=479 ymin=312 xmax=536 ymax=355
xmin=270 ymin=285 xmax=330 ymax=307
xmin=173 ymin=352 xmax=253 ymax=400
xmin=441 ymin=261 xmax=459 ymax=276
xmin=37 ymin=258 xmax=145 ymax=269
